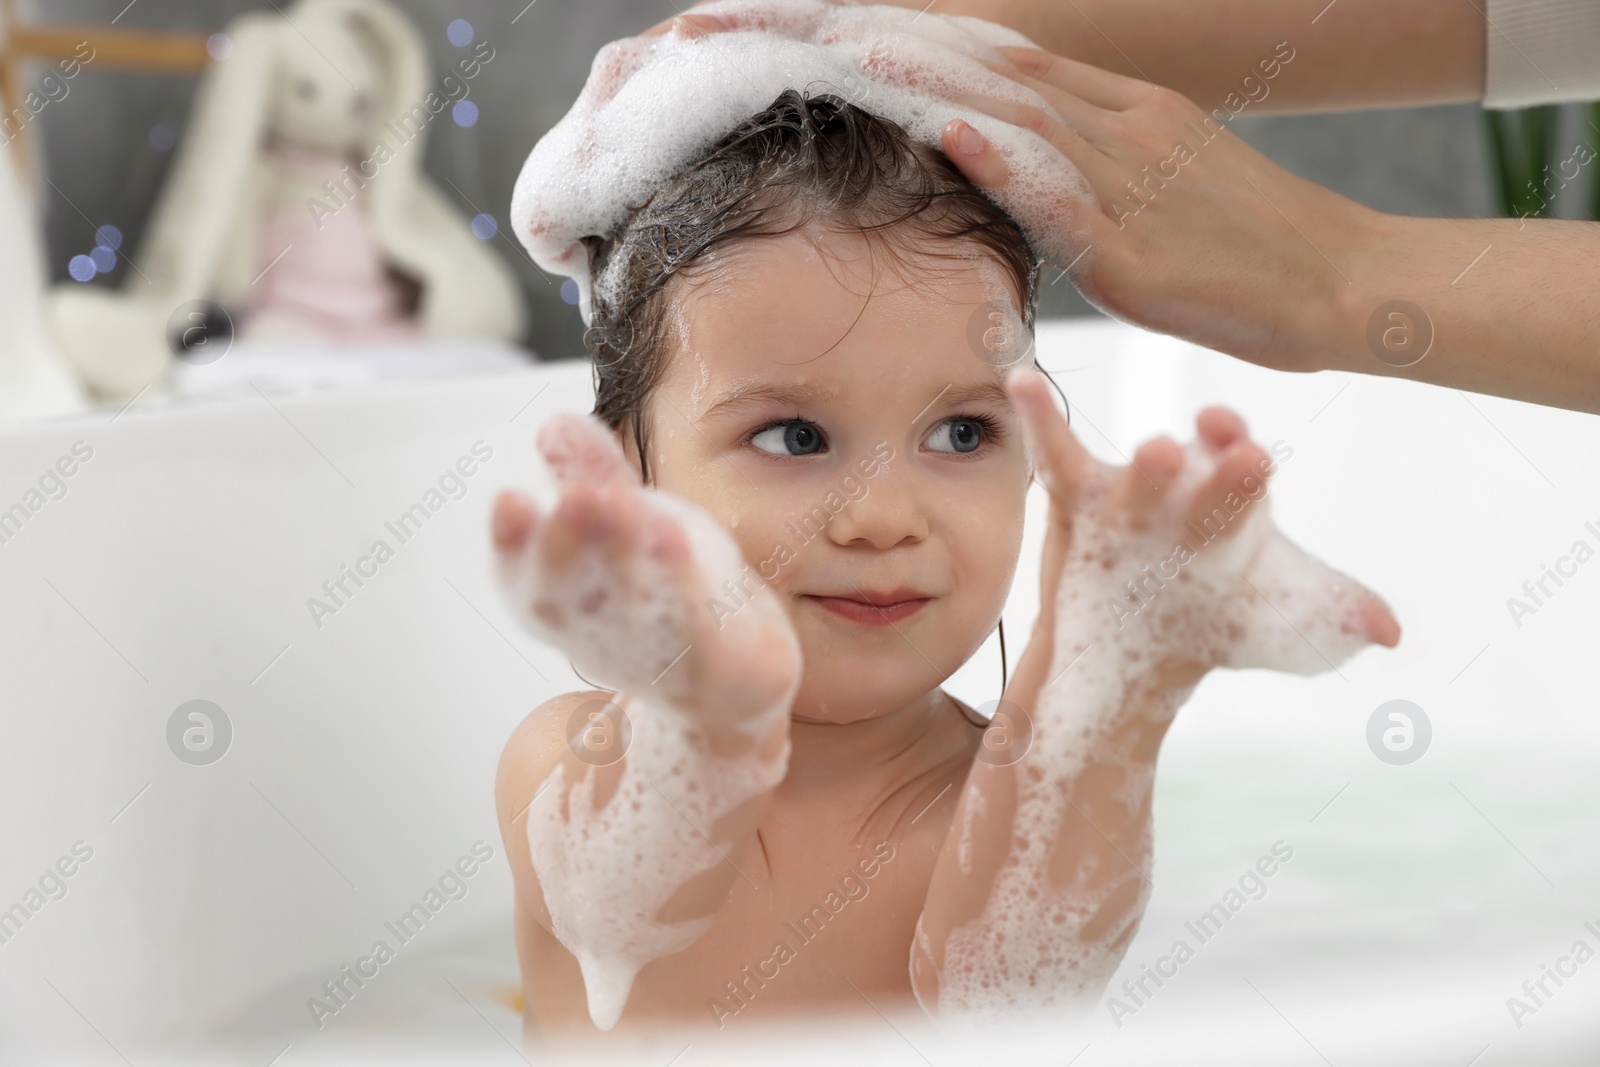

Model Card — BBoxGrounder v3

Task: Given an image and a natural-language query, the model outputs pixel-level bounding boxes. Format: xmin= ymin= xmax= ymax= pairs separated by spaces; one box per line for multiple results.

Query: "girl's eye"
xmin=927 ymin=415 xmax=999 ymax=455
xmin=748 ymin=420 xmax=826 ymax=457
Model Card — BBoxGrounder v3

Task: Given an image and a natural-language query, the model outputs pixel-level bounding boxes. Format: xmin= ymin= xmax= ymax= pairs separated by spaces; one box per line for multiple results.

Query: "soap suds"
xmin=929 ymin=438 xmax=1386 ymax=1018
xmin=510 ymin=0 xmax=1095 ymax=326
xmin=524 ymin=696 xmax=787 ymax=1029
xmin=955 ymin=781 xmax=986 ymax=875
xmin=687 ymin=351 xmax=712 ymax=420
xmin=497 ymin=415 xmax=801 ymax=1028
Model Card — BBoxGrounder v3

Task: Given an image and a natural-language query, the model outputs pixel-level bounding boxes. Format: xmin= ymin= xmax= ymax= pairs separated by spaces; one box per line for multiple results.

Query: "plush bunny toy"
xmin=48 ymin=0 xmax=525 ymax=400
xmin=0 ymin=138 xmax=88 ymax=422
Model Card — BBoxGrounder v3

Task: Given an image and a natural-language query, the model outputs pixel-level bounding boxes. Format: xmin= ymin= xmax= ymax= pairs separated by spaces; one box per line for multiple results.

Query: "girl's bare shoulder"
xmin=494 ymin=689 xmax=614 ymax=830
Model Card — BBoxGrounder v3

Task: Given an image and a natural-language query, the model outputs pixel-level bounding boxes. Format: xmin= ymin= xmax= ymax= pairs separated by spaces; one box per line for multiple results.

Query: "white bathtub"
xmin=2 ymin=320 xmax=1596 ymax=1065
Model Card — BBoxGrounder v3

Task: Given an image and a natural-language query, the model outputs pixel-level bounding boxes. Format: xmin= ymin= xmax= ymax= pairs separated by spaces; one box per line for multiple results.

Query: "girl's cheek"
xmin=728 ymin=523 xmax=784 ymax=585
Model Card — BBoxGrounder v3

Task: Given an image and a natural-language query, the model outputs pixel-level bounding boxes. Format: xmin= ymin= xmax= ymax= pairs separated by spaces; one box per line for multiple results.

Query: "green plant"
xmin=1481 ymin=102 xmax=1600 ymax=220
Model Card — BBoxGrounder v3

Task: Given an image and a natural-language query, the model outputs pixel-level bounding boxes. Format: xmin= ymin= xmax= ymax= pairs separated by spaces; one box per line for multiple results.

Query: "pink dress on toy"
xmin=240 ymin=143 xmax=423 ymax=345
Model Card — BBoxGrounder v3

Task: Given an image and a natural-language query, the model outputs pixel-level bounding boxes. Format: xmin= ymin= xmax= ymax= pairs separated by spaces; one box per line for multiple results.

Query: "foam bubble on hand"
xmin=509 ymin=0 xmax=1096 ymax=325
xmin=497 ymin=422 xmax=764 ymax=715
xmin=500 ymin=478 xmax=793 ymax=1027
xmin=526 ymin=696 xmax=788 ymax=1029
xmin=498 ymin=413 xmax=802 ymax=1028
xmin=930 ymin=439 xmax=1392 ymax=1018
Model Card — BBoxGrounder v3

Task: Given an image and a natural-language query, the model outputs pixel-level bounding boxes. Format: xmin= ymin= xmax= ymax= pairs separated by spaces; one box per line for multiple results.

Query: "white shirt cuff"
xmin=1483 ymin=0 xmax=1600 ymax=108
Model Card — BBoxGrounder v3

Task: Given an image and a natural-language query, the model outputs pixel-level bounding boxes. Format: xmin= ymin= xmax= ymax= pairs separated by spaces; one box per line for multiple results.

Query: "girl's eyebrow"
xmin=932 ymin=381 xmax=1014 ymax=411
xmin=703 ymin=379 xmax=1012 ymax=421
xmin=702 ymin=381 xmax=837 ymax=419
xmin=910 ymin=381 xmax=1014 ymax=424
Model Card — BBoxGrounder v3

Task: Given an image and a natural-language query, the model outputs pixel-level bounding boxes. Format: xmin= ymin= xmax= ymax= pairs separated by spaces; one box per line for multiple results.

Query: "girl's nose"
xmin=820 ymin=475 xmax=928 ymax=550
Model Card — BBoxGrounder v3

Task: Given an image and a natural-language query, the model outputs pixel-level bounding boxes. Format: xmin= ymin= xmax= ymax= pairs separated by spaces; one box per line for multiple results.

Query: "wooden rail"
xmin=1 ymin=0 xmax=213 ymax=179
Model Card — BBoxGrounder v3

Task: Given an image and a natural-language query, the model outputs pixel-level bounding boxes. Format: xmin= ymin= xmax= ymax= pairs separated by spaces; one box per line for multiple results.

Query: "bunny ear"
xmin=312 ymin=0 xmax=526 ymax=343
xmin=137 ymin=12 xmax=280 ymax=301
xmin=318 ymin=0 xmax=430 ymax=173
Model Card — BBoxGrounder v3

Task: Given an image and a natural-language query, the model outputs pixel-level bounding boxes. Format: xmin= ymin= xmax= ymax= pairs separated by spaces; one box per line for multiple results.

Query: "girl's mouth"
xmin=802 ymin=594 xmax=932 ymax=625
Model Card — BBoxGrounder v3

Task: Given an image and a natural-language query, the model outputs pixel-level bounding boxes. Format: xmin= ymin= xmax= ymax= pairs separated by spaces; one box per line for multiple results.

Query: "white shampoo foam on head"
xmin=509 ymin=0 xmax=1095 ymax=325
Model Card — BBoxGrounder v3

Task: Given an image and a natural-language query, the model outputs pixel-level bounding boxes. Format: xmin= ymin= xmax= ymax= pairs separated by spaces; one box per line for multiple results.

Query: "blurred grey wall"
xmin=18 ymin=0 xmax=1578 ymax=361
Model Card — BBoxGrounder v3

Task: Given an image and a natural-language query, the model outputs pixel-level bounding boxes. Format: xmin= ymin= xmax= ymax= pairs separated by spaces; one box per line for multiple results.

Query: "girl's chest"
xmin=638 ymin=796 xmax=951 ymax=1023
xmin=525 ymin=785 xmax=958 ymax=1036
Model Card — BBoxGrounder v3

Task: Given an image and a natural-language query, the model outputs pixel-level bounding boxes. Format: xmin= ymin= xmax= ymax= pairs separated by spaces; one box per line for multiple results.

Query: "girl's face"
xmin=618 ymin=224 xmax=1032 ymax=724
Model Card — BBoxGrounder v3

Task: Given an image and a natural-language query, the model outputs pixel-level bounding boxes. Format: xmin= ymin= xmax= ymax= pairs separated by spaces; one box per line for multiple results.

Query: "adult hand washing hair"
xmin=600 ymin=0 xmax=1600 ymax=416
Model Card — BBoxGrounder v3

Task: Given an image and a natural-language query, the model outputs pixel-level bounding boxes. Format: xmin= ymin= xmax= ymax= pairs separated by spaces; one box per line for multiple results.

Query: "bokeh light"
xmin=560 ymin=278 xmax=580 ymax=305
xmin=451 ymin=99 xmax=478 ymax=128
xmin=95 ymin=225 xmax=123 ymax=250
xmin=206 ymin=34 xmax=232 ymax=61
xmin=446 ymin=19 xmax=473 ymax=47
xmin=89 ymin=245 xmax=117 ymax=273
xmin=68 ymin=255 xmax=96 ymax=283
xmin=470 ymin=214 xmax=498 ymax=240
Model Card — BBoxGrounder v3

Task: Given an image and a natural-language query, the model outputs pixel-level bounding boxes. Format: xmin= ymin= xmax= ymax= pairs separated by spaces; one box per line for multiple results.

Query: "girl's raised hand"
xmin=1001 ymin=365 xmax=1398 ymax=701
xmin=914 ymin=370 xmax=1398 ymax=1019
xmin=491 ymin=414 xmax=801 ymax=732
xmin=492 ymin=416 xmax=802 ymax=1031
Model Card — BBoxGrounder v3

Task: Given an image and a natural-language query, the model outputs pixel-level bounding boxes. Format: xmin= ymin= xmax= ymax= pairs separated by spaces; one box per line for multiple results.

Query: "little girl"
xmin=489 ymin=88 xmax=1399 ymax=1041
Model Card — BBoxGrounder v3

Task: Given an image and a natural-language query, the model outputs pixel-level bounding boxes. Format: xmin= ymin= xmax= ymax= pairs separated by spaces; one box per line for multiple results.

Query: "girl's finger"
xmin=1362 ymin=594 xmax=1402 ymax=648
xmin=592 ymin=480 xmax=647 ymax=562
xmin=541 ymin=482 xmax=601 ymax=571
xmin=537 ymin=413 xmax=640 ymax=488
xmin=646 ymin=508 xmax=691 ymax=565
xmin=1185 ymin=441 xmax=1268 ymax=535
xmin=1117 ymin=436 xmax=1184 ymax=517
xmin=493 ymin=490 xmax=538 ymax=552
xmin=1004 ymin=365 xmax=1089 ymax=504
xmin=995 ymin=45 xmax=1152 ymax=111
xmin=1195 ymin=407 xmax=1247 ymax=453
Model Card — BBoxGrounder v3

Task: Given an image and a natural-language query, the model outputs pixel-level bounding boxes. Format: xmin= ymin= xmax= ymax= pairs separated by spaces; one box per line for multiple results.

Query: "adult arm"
xmin=880 ymin=0 xmax=1487 ymax=113
xmin=637 ymin=7 xmax=1600 ymax=410
xmin=940 ymin=48 xmax=1600 ymax=414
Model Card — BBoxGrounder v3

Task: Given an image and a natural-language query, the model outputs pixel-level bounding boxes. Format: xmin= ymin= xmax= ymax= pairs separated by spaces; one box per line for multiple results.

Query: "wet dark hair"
xmin=582 ymin=88 xmax=1043 ymax=485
